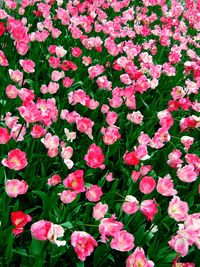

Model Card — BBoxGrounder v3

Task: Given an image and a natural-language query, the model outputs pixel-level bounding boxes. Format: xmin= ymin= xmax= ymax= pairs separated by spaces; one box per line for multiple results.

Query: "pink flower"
xmin=71 ymin=231 xmax=98 ymax=261
xmin=76 ymin=117 xmax=94 ymax=139
xmin=6 ymin=179 xmax=28 ymax=198
xmin=168 ymin=196 xmax=188 ymax=222
xmin=48 ymin=174 xmax=61 ymax=186
xmin=61 ymin=146 xmax=74 ymax=169
xmin=99 ymin=215 xmax=124 ymax=242
xmin=84 ymin=144 xmax=105 ymax=169
xmin=102 ymin=125 xmax=121 ymax=145
xmin=110 ymin=230 xmax=135 ymax=252
xmin=2 ymin=149 xmax=28 ymax=171
xmin=9 ymin=69 xmax=23 ymax=85
xmin=0 ymin=127 xmax=10 ymax=144
xmin=86 ymin=185 xmax=103 ymax=202
xmin=55 ymin=46 xmax=67 ymax=58
xmin=122 ymin=195 xmax=140 ymax=215
xmin=62 ymin=77 xmax=74 ymax=88
xmin=101 ymin=104 xmax=110 ymax=114
xmin=106 ymin=172 xmax=115 ymax=182
xmin=126 ymin=247 xmax=154 ymax=267
xmin=177 ymin=165 xmax=198 ymax=183
xmin=140 ymin=199 xmax=158 ymax=221
xmin=127 ymin=111 xmax=144 ymax=125
xmin=31 ymin=220 xmax=52 ymax=241
xmin=11 ymin=211 xmax=32 ymax=236
xmin=59 ymin=190 xmax=77 ymax=204
xmin=181 ymin=136 xmax=194 ymax=151
xmin=93 ymin=202 xmax=108 ymax=220
xmin=51 ymin=70 xmax=64 ymax=81
xmin=139 ymin=176 xmax=156 ymax=194
xmin=131 ymin=171 xmax=141 ymax=182
xmin=167 ymin=149 xmax=183 ymax=169
xmin=63 ymin=170 xmax=85 ymax=192
xmin=88 ymin=64 xmax=105 ymax=79
xmin=72 ymin=47 xmax=82 ymax=57
xmin=47 ymin=224 xmax=66 ymax=247
xmin=106 ymin=111 xmax=118 ymax=125
xmin=6 ymin=85 xmax=18 ymax=99
xmin=31 ymin=125 xmax=47 ymax=138
xmin=0 ymin=50 xmax=8 ymax=66
xmin=123 ymin=151 xmax=139 ymax=166
xmin=82 ymin=56 xmax=92 ymax=66
xmin=19 ymin=59 xmax=35 ymax=73
xmin=41 ymin=133 xmax=59 ymax=150
xmin=156 ymin=174 xmax=177 ymax=196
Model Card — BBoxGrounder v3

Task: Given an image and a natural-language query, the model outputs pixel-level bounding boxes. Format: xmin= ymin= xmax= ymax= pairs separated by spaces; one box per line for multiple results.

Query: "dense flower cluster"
xmin=0 ymin=0 xmax=200 ymax=266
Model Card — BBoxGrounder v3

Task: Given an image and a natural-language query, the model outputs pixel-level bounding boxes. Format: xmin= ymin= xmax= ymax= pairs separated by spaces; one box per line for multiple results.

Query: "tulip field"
xmin=0 ymin=0 xmax=200 ymax=266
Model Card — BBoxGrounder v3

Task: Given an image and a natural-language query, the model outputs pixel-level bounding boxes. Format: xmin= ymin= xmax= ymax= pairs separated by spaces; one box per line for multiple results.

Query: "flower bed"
xmin=0 ymin=0 xmax=200 ymax=266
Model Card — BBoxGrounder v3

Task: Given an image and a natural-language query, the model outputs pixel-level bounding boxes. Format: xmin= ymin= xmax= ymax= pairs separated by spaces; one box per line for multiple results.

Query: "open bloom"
xmin=86 ymin=185 xmax=103 ymax=202
xmin=177 ymin=165 xmax=198 ymax=183
xmin=6 ymin=179 xmax=28 ymax=197
xmin=156 ymin=174 xmax=178 ymax=196
xmin=99 ymin=215 xmax=124 ymax=242
xmin=2 ymin=149 xmax=28 ymax=171
xmin=63 ymin=170 xmax=85 ymax=192
xmin=11 ymin=211 xmax=32 ymax=236
xmin=110 ymin=230 xmax=135 ymax=252
xmin=19 ymin=59 xmax=35 ymax=73
xmin=126 ymin=247 xmax=154 ymax=267
xmin=84 ymin=144 xmax=105 ymax=169
xmin=71 ymin=231 xmax=98 ymax=261
xmin=47 ymin=224 xmax=66 ymax=247
xmin=168 ymin=196 xmax=188 ymax=222
xmin=93 ymin=202 xmax=108 ymax=220
xmin=31 ymin=220 xmax=52 ymax=241
xmin=122 ymin=195 xmax=140 ymax=215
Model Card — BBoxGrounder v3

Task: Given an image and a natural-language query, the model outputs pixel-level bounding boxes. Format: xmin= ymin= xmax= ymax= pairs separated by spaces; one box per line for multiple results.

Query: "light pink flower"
xmin=122 ymin=195 xmax=139 ymax=215
xmin=156 ymin=174 xmax=178 ymax=196
xmin=55 ymin=46 xmax=67 ymax=58
xmin=47 ymin=224 xmax=66 ymax=247
xmin=106 ymin=172 xmax=115 ymax=182
xmin=6 ymin=85 xmax=18 ymax=99
xmin=177 ymin=165 xmax=198 ymax=183
xmin=19 ymin=59 xmax=35 ymax=73
xmin=99 ymin=215 xmax=124 ymax=242
xmin=126 ymin=247 xmax=154 ymax=267
xmin=106 ymin=111 xmax=118 ymax=125
xmin=86 ymin=185 xmax=103 ymax=202
xmin=2 ymin=149 xmax=28 ymax=171
xmin=9 ymin=69 xmax=23 ymax=85
xmin=6 ymin=179 xmax=28 ymax=197
xmin=93 ymin=202 xmax=108 ymax=220
xmin=127 ymin=111 xmax=144 ymax=125
xmin=181 ymin=136 xmax=194 ymax=151
xmin=168 ymin=196 xmax=188 ymax=222
xmin=59 ymin=190 xmax=78 ymax=204
xmin=71 ymin=231 xmax=98 ymax=261
xmin=110 ymin=230 xmax=135 ymax=252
